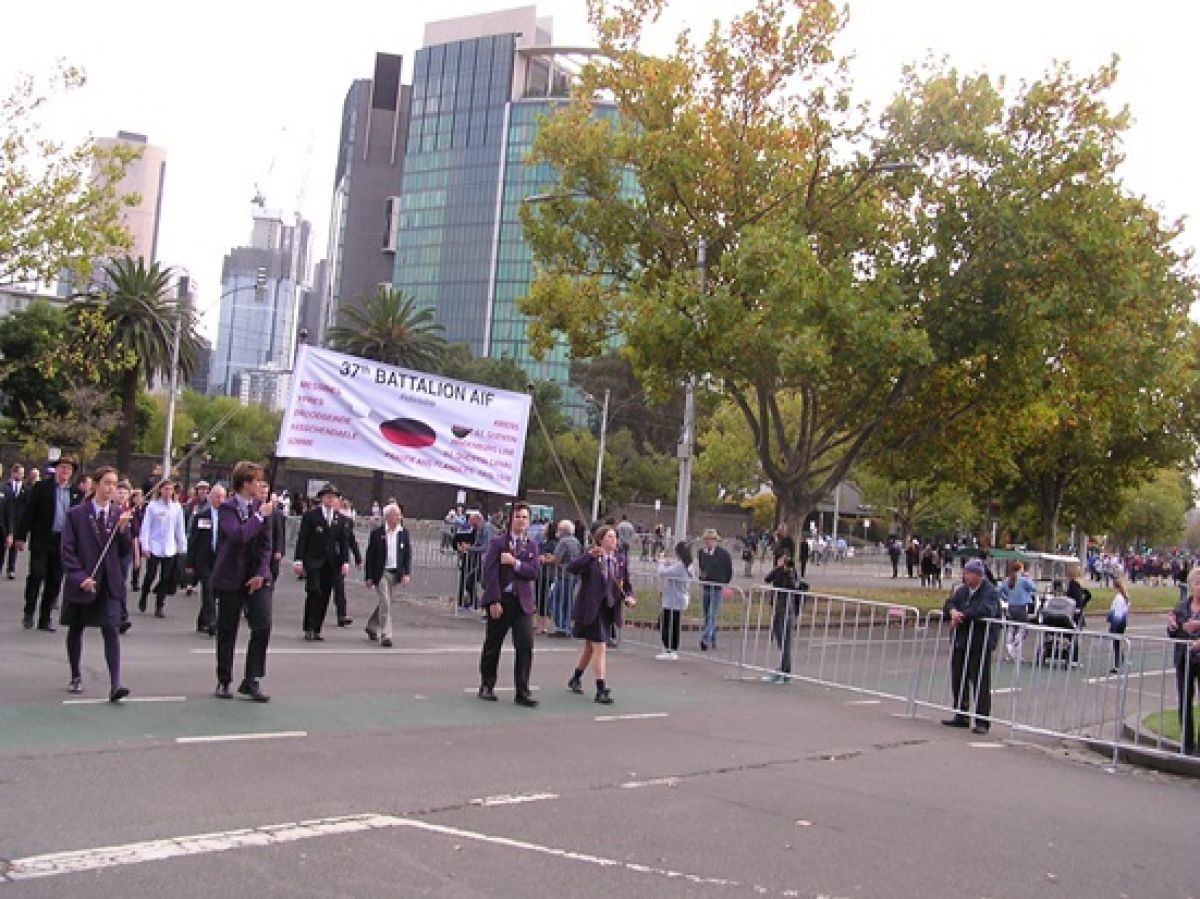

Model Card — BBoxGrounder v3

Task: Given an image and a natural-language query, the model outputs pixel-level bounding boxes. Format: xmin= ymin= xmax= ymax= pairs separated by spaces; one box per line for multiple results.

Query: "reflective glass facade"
xmin=394 ymin=33 xmax=516 ymax=350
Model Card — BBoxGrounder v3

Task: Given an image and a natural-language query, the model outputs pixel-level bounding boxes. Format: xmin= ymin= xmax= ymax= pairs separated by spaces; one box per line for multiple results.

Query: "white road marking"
xmin=191 ymin=647 xmax=574 ymax=656
xmin=845 ymin=699 xmax=881 ymax=705
xmin=992 ymin=688 xmax=1022 ymax=695
xmin=594 ymin=712 xmax=669 ymax=723
xmin=620 ymin=777 xmax=679 ymax=789
xmin=1085 ymin=668 xmax=1172 ymax=685
xmin=63 ymin=696 xmax=186 ymax=705
xmin=471 ymin=792 xmax=558 ymax=807
xmin=969 ymin=742 xmax=1005 ymax=749
xmin=461 ymin=686 xmax=541 ymax=693
xmin=1 ymin=812 xmax=777 ymax=893
xmin=175 ymin=731 xmax=307 ymax=745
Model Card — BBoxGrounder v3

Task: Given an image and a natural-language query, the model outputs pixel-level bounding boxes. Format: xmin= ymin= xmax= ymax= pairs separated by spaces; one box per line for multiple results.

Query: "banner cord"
xmin=527 ymin=393 xmax=589 ymax=525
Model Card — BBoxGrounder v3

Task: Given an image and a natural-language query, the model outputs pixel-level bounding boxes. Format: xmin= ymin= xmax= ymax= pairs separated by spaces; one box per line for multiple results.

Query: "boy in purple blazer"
xmin=60 ymin=466 xmax=134 ymax=701
xmin=211 ymin=461 xmax=276 ymax=702
xmin=477 ymin=503 xmax=542 ymax=707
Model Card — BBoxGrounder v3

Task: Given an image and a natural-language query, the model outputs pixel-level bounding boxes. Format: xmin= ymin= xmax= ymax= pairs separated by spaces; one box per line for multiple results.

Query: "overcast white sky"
xmin=5 ymin=1 xmax=1198 ymax=340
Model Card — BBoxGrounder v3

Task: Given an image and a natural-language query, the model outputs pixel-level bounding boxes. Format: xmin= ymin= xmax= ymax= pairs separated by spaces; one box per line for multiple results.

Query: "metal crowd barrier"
xmin=622 ymin=570 xmax=1199 ymax=766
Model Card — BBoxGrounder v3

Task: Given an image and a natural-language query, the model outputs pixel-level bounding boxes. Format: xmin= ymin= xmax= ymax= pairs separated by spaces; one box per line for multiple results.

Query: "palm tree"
xmin=80 ymin=256 xmax=200 ymax=474
xmin=326 ymin=287 xmax=447 ymax=371
xmin=327 ymin=287 xmax=448 ymax=504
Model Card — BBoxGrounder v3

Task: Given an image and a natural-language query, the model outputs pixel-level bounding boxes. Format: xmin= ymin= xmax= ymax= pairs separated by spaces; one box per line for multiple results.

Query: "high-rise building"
xmin=210 ymin=204 xmax=311 ymax=404
xmin=94 ymin=131 xmax=167 ymax=264
xmin=323 ymin=53 xmax=412 ymax=339
xmin=392 ymin=6 xmax=612 ymax=385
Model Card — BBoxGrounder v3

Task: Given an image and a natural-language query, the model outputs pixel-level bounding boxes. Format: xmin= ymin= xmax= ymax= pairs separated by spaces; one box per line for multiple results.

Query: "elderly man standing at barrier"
xmin=943 ymin=558 xmax=1001 ymax=734
xmin=697 ymin=528 xmax=733 ymax=652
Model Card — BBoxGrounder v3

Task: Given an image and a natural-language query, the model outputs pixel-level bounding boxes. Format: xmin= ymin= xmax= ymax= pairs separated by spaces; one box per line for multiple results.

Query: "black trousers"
xmin=215 ymin=587 xmax=272 ymax=686
xmin=660 ymin=609 xmax=681 ymax=651
xmin=4 ymin=536 xmax=19 ymax=575
xmin=140 ymin=554 xmax=177 ymax=611
xmin=333 ymin=568 xmax=349 ymax=619
xmin=195 ymin=569 xmax=216 ymax=632
xmin=301 ymin=561 xmax=335 ymax=633
xmin=1176 ymin=659 xmax=1199 ymax=755
xmin=479 ymin=593 xmax=533 ymax=697
xmin=950 ymin=629 xmax=993 ymax=722
xmin=24 ymin=536 xmax=63 ymax=627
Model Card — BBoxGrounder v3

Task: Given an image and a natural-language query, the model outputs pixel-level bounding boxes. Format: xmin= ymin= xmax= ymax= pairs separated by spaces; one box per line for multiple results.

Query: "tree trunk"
xmin=116 ymin=367 xmax=139 ymax=476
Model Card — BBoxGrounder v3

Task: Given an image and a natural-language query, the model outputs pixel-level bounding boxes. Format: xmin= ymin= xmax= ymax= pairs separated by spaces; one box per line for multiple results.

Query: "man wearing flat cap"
xmin=943 ymin=558 xmax=1001 ymax=734
xmin=15 ymin=455 xmax=83 ymax=631
xmin=294 ymin=484 xmax=353 ymax=640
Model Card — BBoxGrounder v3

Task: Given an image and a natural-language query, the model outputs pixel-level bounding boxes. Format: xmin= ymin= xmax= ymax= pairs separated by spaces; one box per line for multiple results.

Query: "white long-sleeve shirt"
xmin=139 ymin=499 xmax=187 ymax=557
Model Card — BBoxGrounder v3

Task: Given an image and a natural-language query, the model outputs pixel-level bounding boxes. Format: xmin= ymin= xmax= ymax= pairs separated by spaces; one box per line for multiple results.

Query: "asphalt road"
xmin=1 ymin=557 xmax=1197 ymax=898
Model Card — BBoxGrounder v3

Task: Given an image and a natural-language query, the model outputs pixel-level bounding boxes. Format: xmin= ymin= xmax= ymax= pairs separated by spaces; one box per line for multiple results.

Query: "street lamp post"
xmin=673 ymin=239 xmax=702 ymax=542
xmin=161 ymin=276 xmax=188 ymax=481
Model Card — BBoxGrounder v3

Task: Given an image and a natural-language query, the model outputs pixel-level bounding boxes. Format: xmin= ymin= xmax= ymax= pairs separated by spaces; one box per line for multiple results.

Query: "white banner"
xmin=276 ymin=346 xmax=531 ymax=496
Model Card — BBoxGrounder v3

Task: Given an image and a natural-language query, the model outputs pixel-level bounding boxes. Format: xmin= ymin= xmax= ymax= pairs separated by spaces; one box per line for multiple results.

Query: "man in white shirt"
xmin=138 ymin=481 xmax=188 ymax=618
xmin=363 ymin=504 xmax=412 ymax=648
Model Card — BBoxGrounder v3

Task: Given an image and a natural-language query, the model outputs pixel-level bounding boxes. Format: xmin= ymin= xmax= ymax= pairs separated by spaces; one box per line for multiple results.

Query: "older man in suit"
xmin=16 ymin=457 xmax=83 ymax=632
xmin=293 ymin=484 xmax=352 ymax=641
xmin=185 ymin=483 xmax=225 ymax=636
xmin=943 ymin=558 xmax=1002 ymax=734
xmin=212 ymin=462 xmax=275 ymax=702
xmin=363 ymin=503 xmax=412 ymax=648
xmin=477 ymin=503 xmax=541 ymax=707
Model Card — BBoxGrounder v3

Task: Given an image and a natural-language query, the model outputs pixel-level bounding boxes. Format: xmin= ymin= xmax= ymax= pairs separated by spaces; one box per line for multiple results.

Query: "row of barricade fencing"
xmin=426 ymin=550 xmax=1196 ymax=766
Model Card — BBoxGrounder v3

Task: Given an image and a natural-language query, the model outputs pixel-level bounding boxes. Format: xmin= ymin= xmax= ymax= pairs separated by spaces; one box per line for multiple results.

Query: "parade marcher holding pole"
xmin=59 ymin=466 xmax=134 ymax=701
xmin=477 ymin=503 xmax=541 ymax=707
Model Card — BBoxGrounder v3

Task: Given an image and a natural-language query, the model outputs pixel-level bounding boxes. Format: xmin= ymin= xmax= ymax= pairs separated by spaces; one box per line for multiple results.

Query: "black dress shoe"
xmin=380 ymin=638 xmax=393 ymax=648
xmin=109 ymin=686 xmax=130 ymax=703
xmin=119 ymin=621 xmax=132 ymax=635
xmin=311 ymin=632 xmax=324 ymax=642
xmin=971 ymin=724 xmax=990 ymax=735
xmin=214 ymin=683 xmax=232 ymax=699
xmin=514 ymin=694 xmax=539 ymax=708
xmin=206 ymin=626 xmax=217 ymax=637
xmin=942 ymin=717 xmax=970 ymax=728
xmin=594 ymin=688 xmax=613 ymax=705
xmin=22 ymin=616 xmax=34 ymax=629
xmin=567 ymin=676 xmax=583 ymax=695
xmin=303 ymin=631 xmax=314 ymax=641
xmin=365 ymin=628 xmax=378 ymax=642
xmin=154 ymin=609 xmax=165 ymax=619
xmin=237 ymin=680 xmax=270 ymax=702
xmin=37 ymin=623 xmax=57 ymax=633
xmin=338 ymin=617 xmax=353 ymax=627
xmin=477 ymin=685 xmax=497 ymax=701
xmin=137 ymin=598 xmax=147 ymax=613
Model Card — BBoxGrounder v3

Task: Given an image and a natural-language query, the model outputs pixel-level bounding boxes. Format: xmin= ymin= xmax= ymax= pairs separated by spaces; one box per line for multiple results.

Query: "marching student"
xmin=59 ymin=466 xmax=134 ymax=701
xmin=477 ymin=504 xmax=542 ymax=707
xmin=212 ymin=462 xmax=275 ymax=702
xmin=566 ymin=525 xmax=637 ymax=704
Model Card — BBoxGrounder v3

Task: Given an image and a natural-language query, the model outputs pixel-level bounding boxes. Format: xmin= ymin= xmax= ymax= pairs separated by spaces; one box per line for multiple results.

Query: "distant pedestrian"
xmin=656 ymin=541 xmax=692 ymax=660
xmin=764 ymin=553 xmax=805 ymax=683
xmin=1107 ymin=576 xmax=1130 ymax=674
xmin=998 ymin=561 xmax=1037 ymax=662
xmin=137 ymin=481 xmax=187 ymax=618
xmin=697 ymin=528 xmax=733 ymax=652
xmin=185 ymin=483 xmax=225 ymax=637
xmin=16 ymin=456 xmax=83 ymax=631
xmin=1167 ymin=568 xmax=1200 ymax=755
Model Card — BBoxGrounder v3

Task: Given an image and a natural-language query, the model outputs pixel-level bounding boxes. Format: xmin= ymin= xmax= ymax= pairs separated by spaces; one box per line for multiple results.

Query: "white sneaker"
xmin=668 ymin=651 xmax=678 ymax=660
xmin=655 ymin=652 xmax=673 ymax=660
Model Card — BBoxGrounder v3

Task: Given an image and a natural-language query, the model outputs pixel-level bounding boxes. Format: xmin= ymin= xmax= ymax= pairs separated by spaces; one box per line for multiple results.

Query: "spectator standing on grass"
xmin=998 ymin=561 xmax=1037 ymax=662
xmin=1167 ymin=568 xmax=1200 ymax=756
xmin=697 ymin=528 xmax=733 ymax=652
xmin=1107 ymin=576 xmax=1130 ymax=674
xmin=942 ymin=558 xmax=1001 ymax=735
xmin=656 ymin=541 xmax=691 ymax=660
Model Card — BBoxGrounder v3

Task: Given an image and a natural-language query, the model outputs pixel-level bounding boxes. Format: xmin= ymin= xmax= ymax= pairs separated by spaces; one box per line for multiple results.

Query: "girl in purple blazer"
xmin=567 ymin=526 xmax=636 ymax=704
xmin=60 ymin=466 xmax=134 ymax=701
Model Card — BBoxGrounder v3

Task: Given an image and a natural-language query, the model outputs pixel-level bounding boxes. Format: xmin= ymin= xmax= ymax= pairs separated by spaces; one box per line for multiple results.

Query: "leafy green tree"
xmin=327 ymin=287 xmax=448 ymax=371
xmin=78 ymin=256 xmax=201 ymax=475
xmin=520 ymin=0 xmax=1197 ymax=544
xmin=136 ymin=390 xmax=280 ymax=467
xmin=1108 ymin=468 xmax=1191 ymax=551
xmin=0 ymin=301 xmax=69 ymax=429
xmin=1 ymin=63 xmax=138 ymax=286
xmin=570 ymin=353 xmax=688 ymax=456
